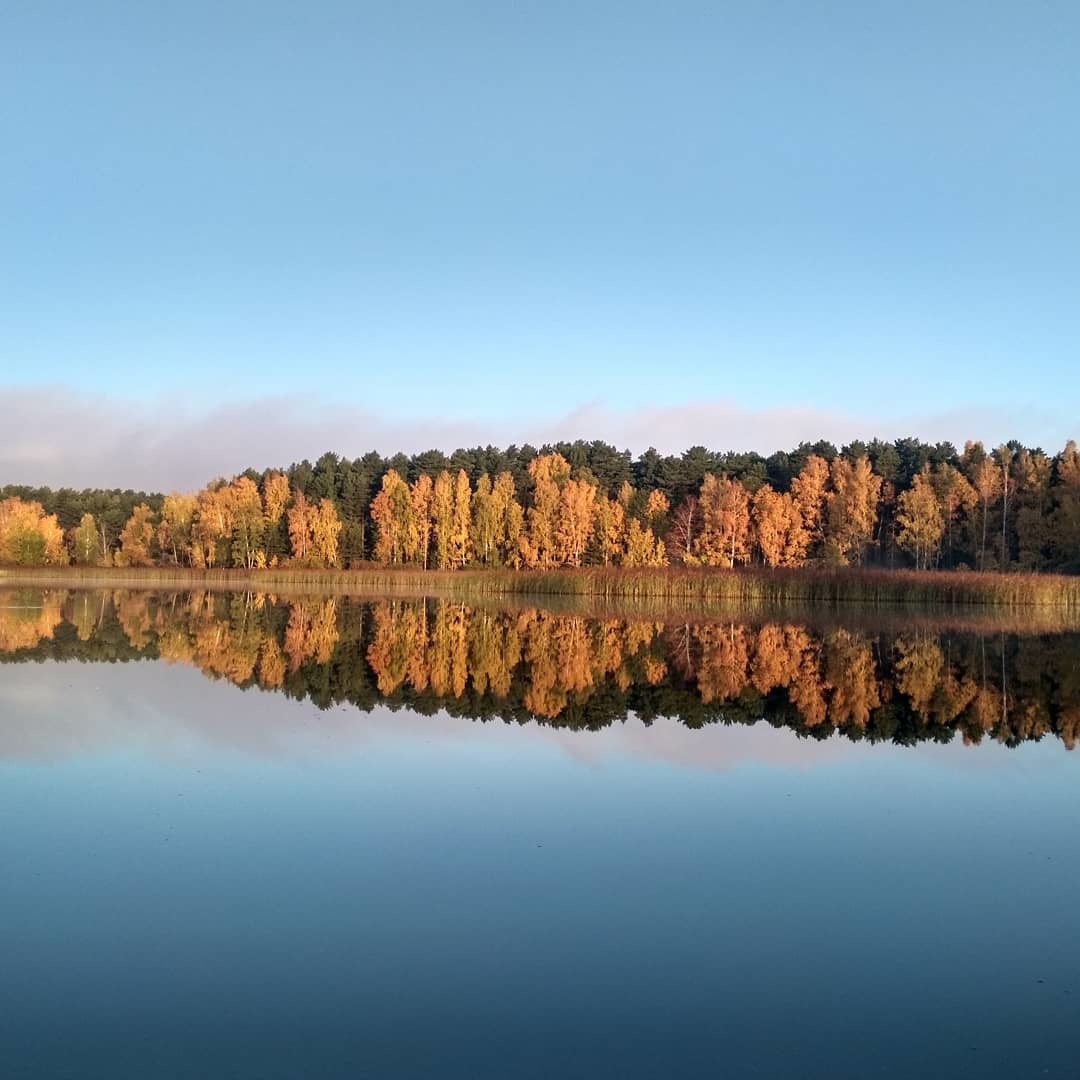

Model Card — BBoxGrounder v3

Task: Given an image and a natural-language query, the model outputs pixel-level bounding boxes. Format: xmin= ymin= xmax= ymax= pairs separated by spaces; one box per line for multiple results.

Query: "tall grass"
xmin=3 ymin=564 xmax=1079 ymax=612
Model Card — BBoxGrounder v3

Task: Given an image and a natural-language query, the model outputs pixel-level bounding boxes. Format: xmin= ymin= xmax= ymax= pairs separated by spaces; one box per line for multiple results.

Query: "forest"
xmin=1 ymin=436 xmax=1079 ymax=574
xmin=2 ymin=590 xmax=1078 ymax=749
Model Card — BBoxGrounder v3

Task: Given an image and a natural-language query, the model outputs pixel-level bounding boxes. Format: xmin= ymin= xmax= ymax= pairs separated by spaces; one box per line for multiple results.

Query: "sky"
xmin=1 ymin=1 xmax=1078 ymax=489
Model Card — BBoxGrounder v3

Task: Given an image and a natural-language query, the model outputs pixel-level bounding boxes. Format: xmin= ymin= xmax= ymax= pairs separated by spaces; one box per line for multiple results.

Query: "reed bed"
xmin=3 ymin=564 xmax=1079 ymax=612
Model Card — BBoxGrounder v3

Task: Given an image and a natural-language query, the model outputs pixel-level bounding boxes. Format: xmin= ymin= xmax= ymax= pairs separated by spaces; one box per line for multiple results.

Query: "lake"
xmin=1 ymin=588 xmax=1078 ymax=1078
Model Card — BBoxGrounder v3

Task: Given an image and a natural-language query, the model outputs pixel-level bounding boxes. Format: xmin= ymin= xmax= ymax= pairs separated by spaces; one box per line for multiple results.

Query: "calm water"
xmin=1 ymin=588 xmax=1079 ymax=1078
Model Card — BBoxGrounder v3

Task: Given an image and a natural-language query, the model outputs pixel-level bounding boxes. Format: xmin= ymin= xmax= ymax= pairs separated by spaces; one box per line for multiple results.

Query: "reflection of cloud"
xmin=548 ymin=714 xmax=867 ymax=773
xmin=0 ymin=660 xmax=1030 ymax=775
xmin=2 ymin=384 xmax=1068 ymax=491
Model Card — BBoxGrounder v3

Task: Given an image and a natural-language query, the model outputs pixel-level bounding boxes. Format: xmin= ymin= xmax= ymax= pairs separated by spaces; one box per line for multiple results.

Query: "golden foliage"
xmin=0 ymin=498 xmax=67 ymax=566
xmin=0 ymin=590 xmax=64 ymax=651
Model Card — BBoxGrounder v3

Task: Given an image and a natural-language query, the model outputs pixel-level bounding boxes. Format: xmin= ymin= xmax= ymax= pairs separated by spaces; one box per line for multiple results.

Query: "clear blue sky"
xmin=1 ymin=1 xmax=1078 ymax=480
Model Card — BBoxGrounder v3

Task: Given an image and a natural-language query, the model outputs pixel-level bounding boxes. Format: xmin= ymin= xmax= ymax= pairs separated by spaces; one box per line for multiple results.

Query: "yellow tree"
xmin=994 ymin=444 xmax=1014 ymax=570
xmin=645 ymin=489 xmax=670 ymax=534
xmin=1052 ymin=441 xmax=1080 ymax=566
xmin=622 ymin=518 xmax=666 ymax=566
xmin=71 ymin=512 xmax=102 ymax=566
xmin=696 ymin=474 xmax=751 ymax=567
xmin=593 ymin=495 xmax=626 ymax=566
xmin=790 ymin=455 xmax=830 ymax=555
xmin=825 ymin=455 xmax=882 ymax=565
xmin=499 ymin=481 xmax=527 ymax=567
xmin=310 ymin=499 xmax=342 ymax=566
xmin=230 ymin=477 xmax=265 ymax=568
xmin=491 ymin=472 xmax=524 ymax=567
xmin=116 ymin=504 xmax=156 ymax=567
xmin=263 ymin=472 xmax=290 ymax=527
xmin=192 ymin=482 xmax=235 ymax=568
xmin=966 ymin=444 xmax=1000 ymax=571
xmin=287 ymin=491 xmax=313 ymax=563
xmin=555 ymin=477 xmax=597 ymax=566
xmin=931 ymin=463 xmax=977 ymax=568
xmin=669 ymin=496 xmax=700 ymax=565
xmin=370 ymin=470 xmax=410 ymax=565
xmin=0 ymin=498 xmax=67 ymax=565
xmin=157 ymin=494 xmax=197 ymax=566
xmin=469 ymin=473 xmax=497 ymax=565
xmin=451 ymin=469 xmax=472 ymax=567
xmin=431 ymin=470 xmax=456 ymax=570
xmin=406 ymin=474 xmax=433 ymax=567
xmin=287 ymin=493 xmax=340 ymax=566
xmin=751 ymin=485 xmax=807 ymax=567
xmin=526 ymin=453 xmax=570 ymax=568
xmin=896 ymin=468 xmax=944 ymax=570
xmin=261 ymin=471 xmax=290 ymax=565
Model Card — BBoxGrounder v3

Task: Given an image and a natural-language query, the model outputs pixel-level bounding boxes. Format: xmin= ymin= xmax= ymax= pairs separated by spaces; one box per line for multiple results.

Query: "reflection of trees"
xmin=2 ymin=590 xmax=1080 ymax=749
xmin=0 ymin=590 xmax=64 ymax=652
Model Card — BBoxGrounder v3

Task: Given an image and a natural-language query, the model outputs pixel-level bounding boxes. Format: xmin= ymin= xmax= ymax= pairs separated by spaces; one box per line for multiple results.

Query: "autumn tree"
xmin=230 ymin=476 xmax=265 ymax=568
xmin=116 ymin=503 xmax=156 ymax=567
xmin=524 ymin=453 xmax=571 ymax=568
xmin=263 ymin=472 xmax=290 ymax=526
xmin=1052 ymin=441 xmax=1080 ymax=569
xmin=370 ymin=470 xmax=410 ymax=565
xmin=825 ymin=455 xmax=881 ymax=565
xmin=451 ymin=469 xmax=472 ymax=567
xmin=492 ymin=472 xmax=525 ymax=567
xmin=896 ymin=468 xmax=944 ymax=569
xmin=71 ymin=512 xmax=102 ymax=566
xmin=0 ymin=498 xmax=67 ymax=566
xmin=406 ymin=474 xmax=433 ymax=568
xmin=431 ymin=470 xmax=456 ymax=570
xmin=696 ymin=474 xmax=751 ymax=567
xmin=645 ymin=489 xmax=670 ymax=533
xmin=965 ymin=443 xmax=999 ymax=571
xmin=555 ymin=477 xmax=597 ymax=566
xmin=994 ymin=444 xmax=1015 ymax=570
xmin=157 ymin=494 xmax=196 ymax=566
xmin=262 ymin=472 xmax=291 ymax=564
xmin=1012 ymin=448 xmax=1052 ymax=570
xmin=593 ymin=495 xmax=626 ymax=566
xmin=790 ymin=454 xmax=830 ymax=557
xmin=192 ymin=482 xmax=235 ymax=568
xmin=669 ymin=495 xmax=700 ymax=565
xmin=287 ymin=491 xmax=312 ymax=563
xmin=622 ymin=518 xmax=666 ymax=566
xmin=310 ymin=499 xmax=342 ymax=566
xmin=931 ymin=463 xmax=977 ymax=569
xmin=751 ymin=485 xmax=807 ymax=567
xmin=469 ymin=473 xmax=497 ymax=566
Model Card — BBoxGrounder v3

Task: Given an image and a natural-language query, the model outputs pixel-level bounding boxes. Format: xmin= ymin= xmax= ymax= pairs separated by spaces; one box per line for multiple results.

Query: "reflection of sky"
xmin=1 ymin=659 xmax=1074 ymax=775
xmin=2 ymin=661 xmax=1078 ymax=1078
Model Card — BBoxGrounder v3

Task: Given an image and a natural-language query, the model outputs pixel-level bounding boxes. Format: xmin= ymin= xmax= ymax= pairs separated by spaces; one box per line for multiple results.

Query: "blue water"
xmin=1 ymin=661 xmax=1077 ymax=1078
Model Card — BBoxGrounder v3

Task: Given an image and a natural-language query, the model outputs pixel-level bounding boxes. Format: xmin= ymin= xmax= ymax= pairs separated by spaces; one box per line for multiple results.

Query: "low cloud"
xmin=0 ymin=384 xmax=1071 ymax=492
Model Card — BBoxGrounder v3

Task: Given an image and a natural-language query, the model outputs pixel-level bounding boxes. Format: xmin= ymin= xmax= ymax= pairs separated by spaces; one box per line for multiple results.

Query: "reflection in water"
xmin=2 ymin=588 xmax=1079 ymax=749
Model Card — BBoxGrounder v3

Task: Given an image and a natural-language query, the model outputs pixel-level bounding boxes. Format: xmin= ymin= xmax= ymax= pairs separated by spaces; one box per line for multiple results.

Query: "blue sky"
xmin=1 ymin=1 xmax=1077 ymax=486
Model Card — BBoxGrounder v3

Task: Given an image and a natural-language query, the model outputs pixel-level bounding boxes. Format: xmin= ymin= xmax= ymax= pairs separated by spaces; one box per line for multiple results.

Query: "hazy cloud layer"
xmin=0 ymin=384 xmax=1070 ymax=492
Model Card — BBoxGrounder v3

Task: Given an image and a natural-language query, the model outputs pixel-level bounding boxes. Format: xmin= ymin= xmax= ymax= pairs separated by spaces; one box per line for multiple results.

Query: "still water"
xmin=1 ymin=588 xmax=1078 ymax=1078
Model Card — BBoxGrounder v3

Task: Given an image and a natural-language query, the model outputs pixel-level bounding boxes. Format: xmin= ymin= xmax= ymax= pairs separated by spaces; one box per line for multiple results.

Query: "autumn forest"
xmin=2 ymin=437 xmax=1079 ymax=575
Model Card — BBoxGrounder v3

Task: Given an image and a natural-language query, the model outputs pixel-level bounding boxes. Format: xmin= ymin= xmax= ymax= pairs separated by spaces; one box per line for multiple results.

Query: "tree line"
xmin=2 ymin=436 xmax=1078 ymax=572
xmin=3 ymin=590 xmax=1078 ymax=749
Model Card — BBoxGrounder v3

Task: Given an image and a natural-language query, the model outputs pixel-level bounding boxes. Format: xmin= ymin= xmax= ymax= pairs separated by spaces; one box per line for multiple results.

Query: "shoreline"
xmin=2 ymin=564 xmax=1078 ymax=613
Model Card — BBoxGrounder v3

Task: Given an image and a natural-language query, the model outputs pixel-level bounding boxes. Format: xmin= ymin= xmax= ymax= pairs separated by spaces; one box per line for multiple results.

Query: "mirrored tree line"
xmin=2 ymin=437 xmax=1079 ymax=573
xmin=3 ymin=590 xmax=1078 ymax=749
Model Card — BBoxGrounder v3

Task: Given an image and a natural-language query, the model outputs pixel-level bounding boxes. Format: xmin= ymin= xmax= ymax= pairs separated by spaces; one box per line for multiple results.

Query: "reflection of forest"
xmin=3 ymin=589 xmax=1079 ymax=749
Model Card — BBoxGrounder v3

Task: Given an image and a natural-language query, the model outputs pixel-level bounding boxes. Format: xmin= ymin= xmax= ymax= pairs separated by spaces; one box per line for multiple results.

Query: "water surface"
xmin=1 ymin=589 xmax=1078 ymax=1078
